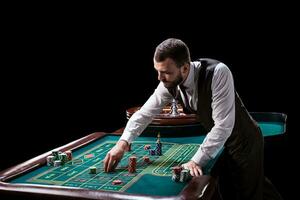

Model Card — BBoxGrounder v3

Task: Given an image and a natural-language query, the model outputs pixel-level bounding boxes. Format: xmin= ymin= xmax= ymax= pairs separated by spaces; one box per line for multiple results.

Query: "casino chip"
xmin=89 ymin=166 xmax=97 ymax=174
xmin=143 ymin=156 xmax=150 ymax=164
xmin=112 ymin=179 xmax=123 ymax=185
xmin=84 ymin=153 xmax=95 ymax=159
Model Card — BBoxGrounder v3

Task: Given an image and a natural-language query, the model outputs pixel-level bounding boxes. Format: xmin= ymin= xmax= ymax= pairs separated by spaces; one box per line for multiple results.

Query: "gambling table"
xmin=0 ymin=112 xmax=286 ymax=200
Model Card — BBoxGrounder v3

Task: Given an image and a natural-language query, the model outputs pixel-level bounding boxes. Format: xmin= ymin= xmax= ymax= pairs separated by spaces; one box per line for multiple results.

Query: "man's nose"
xmin=158 ymin=73 xmax=165 ymax=81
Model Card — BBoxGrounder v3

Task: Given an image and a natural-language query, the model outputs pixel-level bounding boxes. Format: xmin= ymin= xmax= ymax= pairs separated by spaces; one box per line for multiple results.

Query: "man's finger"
xmin=190 ymin=167 xmax=195 ymax=176
xmin=103 ymin=154 xmax=109 ymax=172
xmin=193 ymin=167 xmax=200 ymax=177
xmin=106 ymin=155 xmax=114 ymax=172
xmin=198 ymin=168 xmax=203 ymax=176
xmin=112 ymin=158 xmax=120 ymax=171
xmin=105 ymin=154 xmax=113 ymax=172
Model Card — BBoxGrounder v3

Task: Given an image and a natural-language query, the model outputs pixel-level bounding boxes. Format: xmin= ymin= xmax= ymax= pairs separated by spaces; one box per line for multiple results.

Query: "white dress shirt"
xmin=120 ymin=61 xmax=235 ymax=167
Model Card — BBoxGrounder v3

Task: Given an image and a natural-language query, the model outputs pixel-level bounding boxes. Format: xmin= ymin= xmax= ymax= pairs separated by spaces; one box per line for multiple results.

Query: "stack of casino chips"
xmin=47 ymin=150 xmax=72 ymax=167
xmin=89 ymin=166 xmax=97 ymax=174
xmin=65 ymin=150 xmax=72 ymax=160
xmin=147 ymin=138 xmax=163 ymax=156
xmin=179 ymin=169 xmax=190 ymax=182
xmin=171 ymin=166 xmax=191 ymax=182
xmin=128 ymin=155 xmax=137 ymax=173
xmin=143 ymin=156 xmax=150 ymax=164
xmin=171 ymin=166 xmax=182 ymax=182
xmin=155 ymin=141 xmax=162 ymax=156
xmin=46 ymin=155 xmax=55 ymax=166
xmin=53 ymin=160 xmax=62 ymax=167
xmin=155 ymin=133 xmax=162 ymax=156
xmin=149 ymin=149 xmax=156 ymax=156
xmin=144 ymin=144 xmax=151 ymax=150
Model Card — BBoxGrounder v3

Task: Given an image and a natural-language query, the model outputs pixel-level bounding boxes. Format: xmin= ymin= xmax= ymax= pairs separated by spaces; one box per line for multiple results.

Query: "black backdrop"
xmin=1 ymin=7 xmax=297 ymax=199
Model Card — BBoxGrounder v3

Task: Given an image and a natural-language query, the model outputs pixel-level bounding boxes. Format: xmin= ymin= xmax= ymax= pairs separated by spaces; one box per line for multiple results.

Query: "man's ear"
xmin=181 ymin=63 xmax=190 ymax=74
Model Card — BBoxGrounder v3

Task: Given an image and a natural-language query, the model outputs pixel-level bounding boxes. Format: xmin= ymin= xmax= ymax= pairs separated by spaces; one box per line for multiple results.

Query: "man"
xmin=103 ymin=38 xmax=282 ymax=200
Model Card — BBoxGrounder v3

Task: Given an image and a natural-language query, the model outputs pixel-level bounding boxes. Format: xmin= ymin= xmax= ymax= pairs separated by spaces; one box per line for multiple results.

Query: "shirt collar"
xmin=181 ymin=62 xmax=197 ymax=90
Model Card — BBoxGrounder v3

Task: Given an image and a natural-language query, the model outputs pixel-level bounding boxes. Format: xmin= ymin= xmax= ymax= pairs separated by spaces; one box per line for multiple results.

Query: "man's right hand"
xmin=103 ymin=140 xmax=129 ymax=172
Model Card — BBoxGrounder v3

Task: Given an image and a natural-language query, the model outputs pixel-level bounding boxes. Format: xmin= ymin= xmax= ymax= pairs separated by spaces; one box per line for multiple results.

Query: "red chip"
xmin=112 ymin=179 xmax=123 ymax=185
xmin=143 ymin=156 xmax=150 ymax=163
xmin=144 ymin=144 xmax=151 ymax=150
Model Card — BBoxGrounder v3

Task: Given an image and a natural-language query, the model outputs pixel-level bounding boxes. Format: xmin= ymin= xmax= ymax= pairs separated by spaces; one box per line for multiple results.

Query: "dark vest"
xmin=170 ymin=58 xmax=262 ymax=156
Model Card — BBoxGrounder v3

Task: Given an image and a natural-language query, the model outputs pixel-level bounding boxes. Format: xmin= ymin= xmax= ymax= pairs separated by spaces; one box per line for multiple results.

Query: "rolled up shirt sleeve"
xmin=120 ymin=82 xmax=173 ymax=144
xmin=191 ymin=63 xmax=235 ymax=167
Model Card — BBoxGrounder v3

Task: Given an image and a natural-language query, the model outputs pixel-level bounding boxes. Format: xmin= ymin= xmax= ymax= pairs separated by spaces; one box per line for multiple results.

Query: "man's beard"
xmin=162 ymin=74 xmax=183 ymax=89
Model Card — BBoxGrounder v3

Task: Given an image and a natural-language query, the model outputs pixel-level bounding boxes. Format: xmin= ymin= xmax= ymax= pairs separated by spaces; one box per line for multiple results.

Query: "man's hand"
xmin=181 ymin=160 xmax=203 ymax=177
xmin=103 ymin=140 xmax=129 ymax=172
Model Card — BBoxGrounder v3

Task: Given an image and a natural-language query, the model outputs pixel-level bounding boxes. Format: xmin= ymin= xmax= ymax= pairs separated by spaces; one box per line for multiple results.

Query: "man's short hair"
xmin=154 ymin=38 xmax=191 ymax=67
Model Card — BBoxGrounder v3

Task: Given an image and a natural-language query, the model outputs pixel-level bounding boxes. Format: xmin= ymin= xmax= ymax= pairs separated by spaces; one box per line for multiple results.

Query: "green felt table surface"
xmin=258 ymin=122 xmax=285 ymax=137
xmin=9 ymin=135 xmax=215 ymax=196
xmin=8 ymin=121 xmax=285 ymax=196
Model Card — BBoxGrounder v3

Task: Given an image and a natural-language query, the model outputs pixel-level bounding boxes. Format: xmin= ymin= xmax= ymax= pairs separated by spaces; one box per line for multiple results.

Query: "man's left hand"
xmin=181 ymin=160 xmax=203 ymax=177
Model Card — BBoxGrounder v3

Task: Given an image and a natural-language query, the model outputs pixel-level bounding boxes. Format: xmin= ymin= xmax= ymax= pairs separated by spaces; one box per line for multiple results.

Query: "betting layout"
xmin=27 ymin=134 xmax=198 ymax=192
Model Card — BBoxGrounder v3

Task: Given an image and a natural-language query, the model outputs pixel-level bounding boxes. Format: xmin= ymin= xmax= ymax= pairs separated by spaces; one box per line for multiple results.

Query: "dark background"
xmin=1 ymin=5 xmax=297 ymax=199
